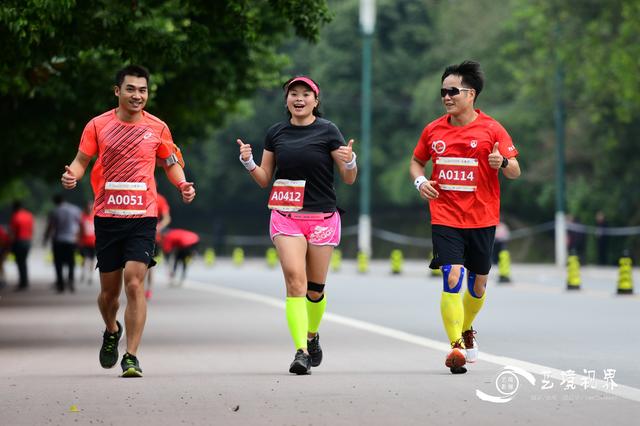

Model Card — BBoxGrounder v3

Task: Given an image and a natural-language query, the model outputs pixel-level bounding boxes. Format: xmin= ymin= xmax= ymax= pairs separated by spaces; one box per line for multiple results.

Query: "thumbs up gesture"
xmin=237 ymin=139 xmax=252 ymax=162
xmin=488 ymin=142 xmax=503 ymax=170
xmin=61 ymin=165 xmax=77 ymax=189
xmin=336 ymin=139 xmax=355 ymax=164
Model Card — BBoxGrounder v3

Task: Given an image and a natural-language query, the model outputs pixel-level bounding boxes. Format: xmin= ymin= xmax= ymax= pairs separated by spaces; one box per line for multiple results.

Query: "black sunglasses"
xmin=440 ymin=87 xmax=472 ymax=97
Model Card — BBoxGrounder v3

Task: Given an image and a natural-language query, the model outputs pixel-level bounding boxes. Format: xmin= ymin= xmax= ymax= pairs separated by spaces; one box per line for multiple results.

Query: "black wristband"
xmin=500 ymin=157 xmax=509 ymax=169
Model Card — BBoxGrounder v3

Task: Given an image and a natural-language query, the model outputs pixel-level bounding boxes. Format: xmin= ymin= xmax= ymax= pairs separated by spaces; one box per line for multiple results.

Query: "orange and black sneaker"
xmin=446 ymin=340 xmax=467 ymax=374
xmin=462 ymin=328 xmax=478 ymax=363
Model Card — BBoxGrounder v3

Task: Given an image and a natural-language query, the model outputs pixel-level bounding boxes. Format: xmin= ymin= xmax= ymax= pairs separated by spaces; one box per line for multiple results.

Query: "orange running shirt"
xmin=413 ymin=110 xmax=519 ymax=228
xmin=79 ymin=109 xmax=175 ymax=218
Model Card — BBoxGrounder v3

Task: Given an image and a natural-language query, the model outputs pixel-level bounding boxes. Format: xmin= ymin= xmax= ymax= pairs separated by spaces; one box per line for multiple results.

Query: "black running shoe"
xmin=121 ymin=353 xmax=143 ymax=378
xmin=307 ymin=334 xmax=323 ymax=367
xmin=99 ymin=321 xmax=122 ymax=369
xmin=289 ymin=349 xmax=311 ymax=375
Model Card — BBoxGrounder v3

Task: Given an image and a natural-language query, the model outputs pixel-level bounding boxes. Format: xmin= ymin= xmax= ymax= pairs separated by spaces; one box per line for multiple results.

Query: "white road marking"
xmin=184 ymin=279 xmax=640 ymax=403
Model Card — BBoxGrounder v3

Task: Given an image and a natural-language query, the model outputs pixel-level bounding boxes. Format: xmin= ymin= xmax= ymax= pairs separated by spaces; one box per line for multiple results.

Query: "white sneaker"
xmin=462 ymin=329 xmax=478 ymax=363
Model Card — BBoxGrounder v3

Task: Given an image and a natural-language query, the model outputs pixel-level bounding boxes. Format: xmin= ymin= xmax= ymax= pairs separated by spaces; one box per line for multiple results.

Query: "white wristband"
xmin=414 ymin=176 xmax=428 ymax=191
xmin=345 ymin=152 xmax=357 ymax=170
xmin=239 ymin=154 xmax=257 ymax=171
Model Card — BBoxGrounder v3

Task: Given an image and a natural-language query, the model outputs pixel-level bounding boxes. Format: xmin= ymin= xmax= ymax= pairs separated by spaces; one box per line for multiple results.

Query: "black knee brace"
xmin=306 ymin=281 xmax=325 ymax=302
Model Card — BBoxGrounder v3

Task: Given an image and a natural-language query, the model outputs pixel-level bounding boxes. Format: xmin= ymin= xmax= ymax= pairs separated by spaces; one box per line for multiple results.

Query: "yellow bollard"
xmin=357 ymin=251 xmax=369 ymax=273
xmin=204 ymin=248 xmax=215 ymax=266
xmin=232 ymin=247 xmax=244 ymax=267
xmin=616 ymin=255 xmax=633 ymax=295
xmin=266 ymin=247 xmax=278 ymax=268
xmin=330 ymin=249 xmax=342 ymax=272
xmin=44 ymin=250 xmax=53 ymax=264
xmin=75 ymin=252 xmax=83 ymax=266
xmin=390 ymin=249 xmax=403 ymax=274
xmin=154 ymin=252 xmax=163 ymax=265
xmin=429 ymin=251 xmax=442 ymax=276
xmin=566 ymin=254 xmax=581 ymax=290
xmin=7 ymin=252 xmax=15 ymax=263
xmin=498 ymin=250 xmax=512 ymax=283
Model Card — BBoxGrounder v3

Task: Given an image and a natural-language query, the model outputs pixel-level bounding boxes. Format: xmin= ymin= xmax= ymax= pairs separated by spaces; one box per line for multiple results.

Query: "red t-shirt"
xmin=79 ymin=109 xmax=176 ymax=218
xmin=10 ymin=209 xmax=34 ymax=240
xmin=413 ymin=110 xmax=519 ymax=228
xmin=161 ymin=229 xmax=200 ymax=253
xmin=79 ymin=212 xmax=96 ymax=247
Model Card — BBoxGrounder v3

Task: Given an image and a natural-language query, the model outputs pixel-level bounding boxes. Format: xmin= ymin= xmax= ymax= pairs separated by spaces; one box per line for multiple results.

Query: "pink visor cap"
xmin=287 ymin=77 xmax=319 ymax=96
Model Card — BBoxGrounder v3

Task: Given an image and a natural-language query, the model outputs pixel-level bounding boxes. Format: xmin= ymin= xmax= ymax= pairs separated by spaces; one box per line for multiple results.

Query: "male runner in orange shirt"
xmin=61 ymin=65 xmax=195 ymax=377
xmin=410 ymin=61 xmax=521 ymax=374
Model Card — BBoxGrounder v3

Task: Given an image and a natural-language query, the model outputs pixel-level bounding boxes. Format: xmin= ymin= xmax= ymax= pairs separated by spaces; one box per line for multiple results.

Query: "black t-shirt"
xmin=264 ymin=117 xmax=345 ymax=212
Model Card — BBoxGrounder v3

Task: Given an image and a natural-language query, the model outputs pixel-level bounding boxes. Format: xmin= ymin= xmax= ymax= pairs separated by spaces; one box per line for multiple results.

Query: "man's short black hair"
xmin=115 ymin=65 xmax=150 ymax=88
xmin=53 ymin=194 xmax=64 ymax=205
xmin=441 ymin=60 xmax=484 ymax=102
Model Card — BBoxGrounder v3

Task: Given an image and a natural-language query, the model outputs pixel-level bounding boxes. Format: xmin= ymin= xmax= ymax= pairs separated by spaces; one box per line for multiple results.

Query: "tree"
xmin=0 ymin=0 xmax=331 ymax=191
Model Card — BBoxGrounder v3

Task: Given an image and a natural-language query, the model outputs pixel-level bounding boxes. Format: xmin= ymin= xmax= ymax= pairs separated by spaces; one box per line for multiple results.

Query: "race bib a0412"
xmin=268 ymin=179 xmax=305 ymax=211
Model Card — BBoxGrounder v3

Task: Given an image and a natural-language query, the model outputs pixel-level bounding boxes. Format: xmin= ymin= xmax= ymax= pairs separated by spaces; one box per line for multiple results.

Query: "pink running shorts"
xmin=269 ymin=210 xmax=341 ymax=246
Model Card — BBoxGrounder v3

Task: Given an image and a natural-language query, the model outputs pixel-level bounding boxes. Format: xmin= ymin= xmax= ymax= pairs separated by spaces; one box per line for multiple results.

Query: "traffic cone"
xmin=266 ymin=247 xmax=278 ymax=268
xmin=390 ymin=249 xmax=403 ymax=274
xmin=498 ymin=250 xmax=512 ymax=283
xmin=566 ymin=254 xmax=581 ymax=290
xmin=204 ymin=248 xmax=215 ymax=266
xmin=357 ymin=251 xmax=369 ymax=273
xmin=331 ymin=249 xmax=342 ymax=272
xmin=617 ymin=253 xmax=633 ymax=295
xmin=232 ymin=247 xmax=244 ymax=267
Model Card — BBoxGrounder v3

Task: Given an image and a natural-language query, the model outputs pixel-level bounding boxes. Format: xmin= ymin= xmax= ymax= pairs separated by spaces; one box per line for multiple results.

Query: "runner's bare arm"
xmin=331 ymin=139 xmax=357 ymax=185
xmin=502 ymin=157 xmax=521 ymax=179
xmin=409 ymin=156 xmax=439 ymax=200
xmin=236 ymin=138 xmax=274 ymax=188
xmin=61 ymin=151 xmax=92 ymax=189
xmin=163 ymin=163 xmax=196 ymax=203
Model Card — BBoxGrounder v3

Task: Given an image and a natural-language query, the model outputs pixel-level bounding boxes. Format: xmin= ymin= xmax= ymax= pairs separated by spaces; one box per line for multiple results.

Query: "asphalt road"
xmin=0 ymin=253 xmax=638 ymax=425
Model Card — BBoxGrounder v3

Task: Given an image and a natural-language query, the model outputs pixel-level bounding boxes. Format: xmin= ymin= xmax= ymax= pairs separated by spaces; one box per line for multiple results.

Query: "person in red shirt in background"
xmin=160 ymin=228 xmax=199 ymax=286
xmin=78 ymin=201 xmax=96 ymax=284
xmin=145 ymin=192 xmax=171 ymax=300
xmin=9 ymin=201 xmax=34 ymax=291
xmin=409 ymin=61 xmax=520 ymax=374
xmin=0 ymin=224 xmax=10 ymax=289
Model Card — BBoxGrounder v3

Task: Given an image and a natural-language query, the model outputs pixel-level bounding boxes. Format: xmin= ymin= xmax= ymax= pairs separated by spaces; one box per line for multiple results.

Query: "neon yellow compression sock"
xmin=286 ymin=297 xmax=308 ymax=350
xmin=462 ymin=289 xmax=485 ymax=332
xmin=440 ymin=291 xmax=464 ymax=345
xmin=306 ymin=294 xmax=326 ymax=335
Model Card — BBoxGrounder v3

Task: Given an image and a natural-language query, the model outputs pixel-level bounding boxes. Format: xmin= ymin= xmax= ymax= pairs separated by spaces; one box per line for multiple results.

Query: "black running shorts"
xmin=94 ymin=216 xmax=158 ymax=273
xmin=429 ymin=224 xmax=496 ymax=275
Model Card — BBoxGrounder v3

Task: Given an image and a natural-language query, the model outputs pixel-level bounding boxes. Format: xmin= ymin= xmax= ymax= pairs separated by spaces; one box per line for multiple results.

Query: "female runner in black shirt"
xmin=237 ymin=76 xmax=357 ymax=374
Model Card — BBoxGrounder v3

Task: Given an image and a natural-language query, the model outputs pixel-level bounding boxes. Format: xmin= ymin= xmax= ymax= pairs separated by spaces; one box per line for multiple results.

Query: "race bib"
xmin=434 ymin=157 xmax=478 ymax=192
xmin=268 ymin=179 xmax=305 ymax=211
xmin=104 ymin=182 xmax=147 ymax=215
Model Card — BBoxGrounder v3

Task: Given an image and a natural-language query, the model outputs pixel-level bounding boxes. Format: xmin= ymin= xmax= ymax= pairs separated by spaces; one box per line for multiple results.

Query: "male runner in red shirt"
xmin=61 ymin=65 xmax=196 ymax=377
xmin=409 ymin=61 xmax=521 ymax=374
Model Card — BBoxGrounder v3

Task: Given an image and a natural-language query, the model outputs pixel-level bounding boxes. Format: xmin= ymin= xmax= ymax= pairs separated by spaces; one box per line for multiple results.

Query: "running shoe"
xmin=446 ymin=340 xmax=467 ymax=374
xmin=289 ymin=349 xmax=311 ymax=375
xmin=307 ymin=334 xmax=323 ymax=367
xmin=462 ymin=328 xmax=478 ymax=363
xmin=121 ymin=353 xmax=143 ymax=378
xmin=99 ymin=321 xmax=122 ymax=369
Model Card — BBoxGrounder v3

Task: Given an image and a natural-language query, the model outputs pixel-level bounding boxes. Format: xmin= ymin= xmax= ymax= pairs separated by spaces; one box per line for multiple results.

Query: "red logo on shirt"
xmin=432 ymin=140 xmax=446 ymax=154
